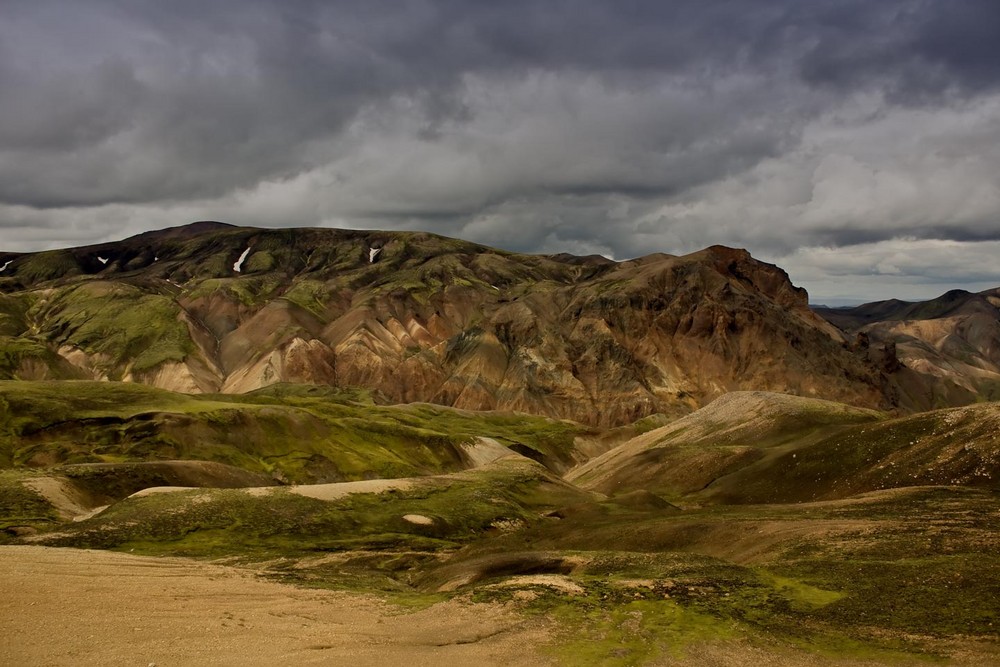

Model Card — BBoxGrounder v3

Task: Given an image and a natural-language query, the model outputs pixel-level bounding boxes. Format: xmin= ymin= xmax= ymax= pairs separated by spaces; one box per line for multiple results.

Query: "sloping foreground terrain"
xmin=2 ymin=381 xmax=999 ymax=665
xmin=0 ymin=221 xmax=890 ymax=426
xmin=568 ymin=391 xmax=1000 ymax=503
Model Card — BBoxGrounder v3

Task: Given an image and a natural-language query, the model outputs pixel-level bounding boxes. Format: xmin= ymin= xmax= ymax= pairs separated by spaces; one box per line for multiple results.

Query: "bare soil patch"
xmin=0 ymin=545 xmax=553 ymax=667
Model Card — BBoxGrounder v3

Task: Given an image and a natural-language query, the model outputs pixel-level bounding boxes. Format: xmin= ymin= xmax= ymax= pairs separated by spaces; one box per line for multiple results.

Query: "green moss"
xmin=26 ymin=283 xmax=191 ymax=374
xmin=41 ymin=459 xmax=583 ymax=560
xmin=0 ymin=380 xmax=587 ymax=481
xmin=184 ymin=273 xmax=286 ymax=307
xmin=280 ymin=280 xmax=333 ymax=318
xmin=0 ymin=295 xmax=30 ymax=337
xmin=757 ymin=571 xmax=845 ymax=610
xmin=244 ymin=251 xmax=275 ymax=273
xmin=12 ymin=250 xmax=79 ymax=283
xmin=0 ymin=471 xmax=59 ymax=538
xmin=548 ymin=598 xmax=733 ymax=666
xmin=0 ymin=337 xmax=64 ymax=378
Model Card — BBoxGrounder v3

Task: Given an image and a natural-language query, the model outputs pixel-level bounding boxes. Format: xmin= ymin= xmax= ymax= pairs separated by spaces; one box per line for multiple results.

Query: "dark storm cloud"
xmin=790 ymin=1 xmax=1000 ymax=102
xmin=809 ymin=223 xmax=1000 ymax=249
xmin=2 ymin=0 xmax=1000 ymax=299
xmin=0 ymin=0 xmax=980 ymax=207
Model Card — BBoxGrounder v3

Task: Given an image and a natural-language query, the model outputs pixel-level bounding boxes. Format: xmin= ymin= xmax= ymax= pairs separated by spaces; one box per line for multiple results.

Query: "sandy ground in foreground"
xmin=0 ymin=545 xmax=553 ymax=667
xmin=4 ymin=545 xmax=998 ymax=667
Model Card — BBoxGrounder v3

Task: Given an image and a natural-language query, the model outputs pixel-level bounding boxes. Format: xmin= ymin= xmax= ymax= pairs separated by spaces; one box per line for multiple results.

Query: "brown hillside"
xmin=1 ymin=224 xmax=889 ymax=426
xmin=815 ymin=288 xmax=1000 ymax=409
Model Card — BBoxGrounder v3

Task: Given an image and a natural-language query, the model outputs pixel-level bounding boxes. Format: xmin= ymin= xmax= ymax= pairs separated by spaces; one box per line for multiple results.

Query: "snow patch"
xmin=0 ymin=260 xmax=11 ymax=272
xmin=368 ymin=247 xmax=382 ymax=263
xmin=97 ymin=256 xmax=109 ymax=265
xmin=233 ymin=247 xmax=251 ymax=272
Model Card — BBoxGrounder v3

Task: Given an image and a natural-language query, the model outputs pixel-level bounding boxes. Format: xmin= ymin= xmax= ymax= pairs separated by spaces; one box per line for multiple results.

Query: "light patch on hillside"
xmin=233 ymin=247 xmax=251 ymax=272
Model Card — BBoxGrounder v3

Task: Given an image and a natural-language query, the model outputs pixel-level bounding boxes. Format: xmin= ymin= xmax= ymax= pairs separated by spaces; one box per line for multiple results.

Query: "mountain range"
xmin=0 ymin=220 xmax=949 ymax=427
xmin=4 ymin=222 xmax=997 ymax=426
xmin=814 ymin=288 xmax=1000 ymax=407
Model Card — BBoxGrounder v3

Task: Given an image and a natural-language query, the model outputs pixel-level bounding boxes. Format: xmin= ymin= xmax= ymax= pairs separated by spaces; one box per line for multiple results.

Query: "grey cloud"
xmin=775 ymin=239 xmax=1000 ymax=303
xmin=6 ymin=0 xmax=995 ymax=209
xmin=808 ymin=224 xmax=1000 ymax=249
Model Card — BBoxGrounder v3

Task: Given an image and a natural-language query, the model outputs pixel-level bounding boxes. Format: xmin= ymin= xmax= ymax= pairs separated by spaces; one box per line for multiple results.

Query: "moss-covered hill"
xmin=0 ymin=380 xmax=585 ymax=483
xmin=3 ymin=381 xmax=1000 ymax=664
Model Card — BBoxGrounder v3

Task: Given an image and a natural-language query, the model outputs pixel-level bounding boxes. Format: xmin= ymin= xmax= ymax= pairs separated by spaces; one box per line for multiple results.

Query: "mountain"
xmin=1 ymin=222 xmax=890 ymax=426
xmin=814 ymin=288 xmax=1000 ymax=408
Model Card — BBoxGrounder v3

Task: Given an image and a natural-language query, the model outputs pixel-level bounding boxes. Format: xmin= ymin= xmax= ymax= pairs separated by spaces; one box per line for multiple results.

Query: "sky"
xmin=2 ymin=1 xmax=1000 ymax=305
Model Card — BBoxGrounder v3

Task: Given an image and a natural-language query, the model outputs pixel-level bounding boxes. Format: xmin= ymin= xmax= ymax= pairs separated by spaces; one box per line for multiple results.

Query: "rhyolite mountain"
xmin=0 ymin=221 xmax=890 ymax=426
xmin=815 ymin=288 xmax=1000 ymax=408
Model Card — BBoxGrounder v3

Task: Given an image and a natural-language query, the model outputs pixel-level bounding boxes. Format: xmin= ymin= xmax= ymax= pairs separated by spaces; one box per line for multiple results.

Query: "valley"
xmin=2 ymin=380 xmax=999 ymax=665
xmin=2 ymin=224 xmax=999 ymax=665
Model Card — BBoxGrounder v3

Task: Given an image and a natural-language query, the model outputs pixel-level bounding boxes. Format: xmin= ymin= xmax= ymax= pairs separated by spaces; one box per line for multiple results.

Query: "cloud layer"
xmin=2 ymin=0 xmax=999 ymax=302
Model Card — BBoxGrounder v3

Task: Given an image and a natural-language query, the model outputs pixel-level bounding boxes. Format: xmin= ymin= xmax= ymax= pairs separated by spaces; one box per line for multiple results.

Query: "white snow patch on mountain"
xmin=233 ymin=248 xmax=251 ymax=272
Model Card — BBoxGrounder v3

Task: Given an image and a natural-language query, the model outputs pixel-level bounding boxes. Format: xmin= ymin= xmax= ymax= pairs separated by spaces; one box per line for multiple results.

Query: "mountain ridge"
xmin=814 ymin=287 xmax=1000 ymax=406
xmin=3 ymin=222 xmax=892 ymax=425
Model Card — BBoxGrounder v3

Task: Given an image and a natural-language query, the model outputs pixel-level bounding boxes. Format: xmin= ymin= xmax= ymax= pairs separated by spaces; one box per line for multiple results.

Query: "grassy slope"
xmin=31 ymin=457 xmax=593 ymax=598
xmin=0 ymin=381 xmax=584 ymax=480
xmin=436 ymin=485 xmax=1000 ymax=665
xmin=569 ymin=391 xmax=1000 ymax=504
xmin=34 ymin=282 xmax=193 ymax=373
xmin=0 ymin=227 xmax=542 ymax=383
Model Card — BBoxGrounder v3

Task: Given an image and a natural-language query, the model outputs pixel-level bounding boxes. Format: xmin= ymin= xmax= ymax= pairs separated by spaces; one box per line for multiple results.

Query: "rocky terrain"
xmin=1 ymin=222 xmax=887 ymax=426
xmin=815 ymin=288 xmax=1000 ymax=409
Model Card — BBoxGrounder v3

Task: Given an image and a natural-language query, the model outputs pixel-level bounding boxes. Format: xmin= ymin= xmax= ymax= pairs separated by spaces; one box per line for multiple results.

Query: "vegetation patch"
xmin=0 ymin=471 xmax=59 ymax=539
xmin=0 ymin=381 xmax=585 ymax=482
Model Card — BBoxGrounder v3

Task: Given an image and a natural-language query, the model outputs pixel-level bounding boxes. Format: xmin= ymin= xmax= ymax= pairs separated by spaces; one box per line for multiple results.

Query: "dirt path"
xmin=0 ymin=545 xmax=553 ymax=667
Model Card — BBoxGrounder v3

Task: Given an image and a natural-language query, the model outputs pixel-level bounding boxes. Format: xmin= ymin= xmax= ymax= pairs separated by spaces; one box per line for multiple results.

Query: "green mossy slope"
xmin=0 ymin=380 xmax=584 ymax=481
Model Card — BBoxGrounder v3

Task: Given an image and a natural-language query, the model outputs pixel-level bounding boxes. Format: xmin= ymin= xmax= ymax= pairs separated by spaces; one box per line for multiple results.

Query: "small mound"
xmin=419 ymin=552 xmax=582 ymax=592
xmin=20 ymin=477 xmax=102 ymax=521
xmin=610 ymin=490 xmax=681 ymax=512
xmin=289 ymin=478 xmax=414 ymax=501
xmin=458 ymin=437 xmax=516 ymax=468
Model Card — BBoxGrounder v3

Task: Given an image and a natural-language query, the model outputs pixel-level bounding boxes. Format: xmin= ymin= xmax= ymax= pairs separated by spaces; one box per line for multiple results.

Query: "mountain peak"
xmin=130 ymin=220 xmax=238 ymax=242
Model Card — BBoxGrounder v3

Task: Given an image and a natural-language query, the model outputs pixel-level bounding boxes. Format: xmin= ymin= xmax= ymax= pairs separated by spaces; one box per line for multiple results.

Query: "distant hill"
xmin=814 ymin=288 xmax=1000 ymax=407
